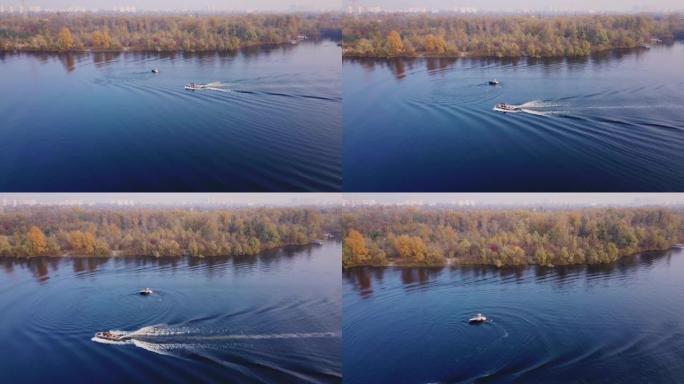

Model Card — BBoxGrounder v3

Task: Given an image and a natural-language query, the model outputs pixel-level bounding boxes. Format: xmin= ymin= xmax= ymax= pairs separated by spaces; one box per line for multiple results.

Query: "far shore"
xmin=343 ymin=245 xmax=683 ymax=270
xmin=341 ymin=43 xmax=673 ymax=61
xmin=1 ymin=240 xmax=335 ymax=260
xmin=0 ymin=39 xmax=325 ymax=55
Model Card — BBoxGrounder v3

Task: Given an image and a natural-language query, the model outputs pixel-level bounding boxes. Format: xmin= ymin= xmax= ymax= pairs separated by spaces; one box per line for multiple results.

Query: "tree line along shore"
xmin=0 ymin=13 xmax=341 ymax=52
xmin=342 ymin=14 xmax=684 ymax=58
xmin=0 ymin=207 xmax=340 ymax=258
xmin=342 ymin=207 xmax=683 ymax=268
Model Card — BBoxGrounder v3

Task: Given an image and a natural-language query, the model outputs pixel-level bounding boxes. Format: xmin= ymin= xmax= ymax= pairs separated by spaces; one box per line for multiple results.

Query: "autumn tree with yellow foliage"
xmin=386 ymin=31 xmax=404 ymax=56
xmin=0 ymin=207 xmax=339 ymax=258
xmin=342 ymin=207 xmax=683 ymax=267
xmin=343 ymin=229 xmax=369 ymax=267
xmin=57 ymin=27 xmax=74 ymax=51
xmin=343 ymin=14 xmax=683 ymax=58
xmin=26 ymin=226 xmax=48 ymax=255
xmin=91 ymin=31 xmax=112 ymax=49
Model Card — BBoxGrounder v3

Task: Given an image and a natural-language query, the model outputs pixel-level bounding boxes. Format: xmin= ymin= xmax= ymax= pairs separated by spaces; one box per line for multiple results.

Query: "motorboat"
xmin=94 ymin=331 xmax=126 ymax=341
xmin=493 ymin=103 xmax=521 ymax=113
xmin=184 ymin=83 xmax=207 ymax=91
xmin=151 ymin=68 xmax=160 ymax=74
xmin=468 ymin=313 xmax=488 ymax=324
xmin=312 ymin=239 xmax=325 ymax=245
xmin=139 ymin=288 xmax=153 ymax=296
xmin=488 ymin=79 xmax=500 ymax=85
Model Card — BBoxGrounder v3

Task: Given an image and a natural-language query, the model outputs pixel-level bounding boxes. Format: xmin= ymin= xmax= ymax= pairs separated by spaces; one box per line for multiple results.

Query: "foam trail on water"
xmin=131 ymin=340 xmax=193 ymax=357
xmin=204 ymin=81 xmax=231 ymax=92
xmin=93 ymin=325 xmax=339 ymax=343
xmin=126 ymin=325 xmax=194 ymax=337
xmin=189 ymin=331 xmax=341 ymax=340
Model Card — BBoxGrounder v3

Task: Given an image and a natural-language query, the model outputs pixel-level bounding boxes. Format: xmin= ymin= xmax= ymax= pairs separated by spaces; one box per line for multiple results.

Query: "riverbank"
xmin=0 ymin=13 xmax=340 ymax=53
xmin=1 ymin=240 xmax=334 ymax=259
xmin=342 ymin=208 xmax=683 ymax=269
xmin=342 ymin=13 xmax=683 ymax=59
xmin=341 ymin=43 xmax=660 ymax=60
xmin=0 ymin=207 xmax=340 ymax=258
xmin=1 ymin=39 xmax=323 ymax=54
xmin=343 ymin=245 xmax=682 ymax=269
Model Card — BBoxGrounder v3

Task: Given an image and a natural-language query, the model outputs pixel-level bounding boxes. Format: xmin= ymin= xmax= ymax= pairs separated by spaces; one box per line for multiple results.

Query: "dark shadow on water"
xmin=1 ymin=40 xmax=322 ymax=73
xmin=344 ymin=249 xmax=675 ymax=298
xmin=0 ymin=244 xmax=327 ymax=283
xmin=345 ymin=45 xmax=664 ymax=82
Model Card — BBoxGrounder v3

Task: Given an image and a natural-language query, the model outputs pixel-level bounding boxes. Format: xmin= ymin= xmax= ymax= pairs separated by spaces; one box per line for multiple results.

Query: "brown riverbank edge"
xmin=0 ymin=39 xmax=329 ymax=54
xmin=341 ymin=44 xmax=666 ymax=60
xmin=342 ymin=245 xmax=683 ymax=269
xmin=2 ymin=240 xmax=335 ymax=259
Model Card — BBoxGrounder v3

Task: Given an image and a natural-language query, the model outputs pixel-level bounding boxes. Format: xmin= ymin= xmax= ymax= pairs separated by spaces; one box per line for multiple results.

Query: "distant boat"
xmin=493 ymin=103 xmax=521 ymax=113
xmin=151 ymin=68 xmax=159 ymax=74
xmin=139 ymin=288 xmax=153 ymax=296
xmin=468 ymin=313 xmax=488 ymax=324
xmin=640 ymin=44 xmax=652 ymax=49
xmin=312 ymin=239 xmax=325 ymax=245
xmin=488 ymin=79 xmax=500 ymax=85
xmin=184 ymin=83 xmax=207 ymax=91
xmin=290 ymin=40 xmax=299 ymax=45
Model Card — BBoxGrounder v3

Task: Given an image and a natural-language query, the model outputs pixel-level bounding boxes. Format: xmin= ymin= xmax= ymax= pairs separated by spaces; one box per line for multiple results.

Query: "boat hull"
xmin=493 ymin=106 xmax=521 ymax=113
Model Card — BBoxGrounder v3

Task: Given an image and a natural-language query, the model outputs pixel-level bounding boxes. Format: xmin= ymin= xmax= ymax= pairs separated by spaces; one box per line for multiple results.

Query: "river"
xmin=343 ymin=247 xmax=684 ymax=383
xmin=0 ymin=242 xmax=341 ymax=383
xmin=343 ymin=43 xmax=684 ymax=191
xmin=0 ymin=40 xmax=341 ymax=191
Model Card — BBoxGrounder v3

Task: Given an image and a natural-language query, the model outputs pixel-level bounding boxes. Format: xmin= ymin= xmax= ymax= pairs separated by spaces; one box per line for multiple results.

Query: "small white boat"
xmin=493 ymin=103 xmax=521 ymax=113
xmin=139 ymin=288 xmax=153 ymax=296
xmin=151 ymin=68 xmax=159 ymax=74
xmin=468 ymin=313 xmax=488 ymax=324
xmin=184 ymin=83 xmax=207 ymax=91
xmin=488 ymin=79 xmax=500 ymax=85
xmin=95 ymin=331 xmax=126 ymax=341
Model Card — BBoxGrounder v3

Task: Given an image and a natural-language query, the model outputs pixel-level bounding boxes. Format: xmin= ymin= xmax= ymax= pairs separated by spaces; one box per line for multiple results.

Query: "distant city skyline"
xmin=343 ymin=194 xmax=684 ymax=207
xmin=1 ymin=194 xmax=682 ymax=208
xmin=0 ymin=1 xmax=340 ymax=12
xmin=343 ymin=0 xmax=684 ymax=12
xmin=0 ymin=193 xmax=342 ymax=207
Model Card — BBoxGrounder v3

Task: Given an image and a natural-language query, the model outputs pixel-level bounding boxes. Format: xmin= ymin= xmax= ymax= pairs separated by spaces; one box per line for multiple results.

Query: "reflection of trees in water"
xmin=400 ymin=267 xmax=443 ymax=287
xmin=343 ymin=267 xmax=376 ymax=299
xmin=92 ymin=51 xmax=121 ymax=67
xmin=347 ymin=44 xmax=665 ymax=82
xmin=57 ymin=53 xmax=76 ymax=72
xmin=345 ymin=249 xmax=677 ymax=297
xmin=425 ymin=57 xmax=457 ymax=74
xmin=0 ymin=245 xmax=326 ymax=283
xmin=72 ymin=257 xmax=110 ymax=275
xmin=345 ymin=267 xmax=445 ymax=297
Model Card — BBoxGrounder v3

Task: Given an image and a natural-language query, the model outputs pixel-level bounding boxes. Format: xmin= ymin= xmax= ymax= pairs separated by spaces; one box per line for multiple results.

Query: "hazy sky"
xmin=344 ymin=193 xmax=684 ymax=206
xmin=1 ymin=194 xmax=682 ymax=208
xmin=16 ymin=0 xmax=340 ymax=11
xmin=0 ymin=193 xmax=342 ymax=206
xmin=344 ymin=0 xmax=683 ymax=11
